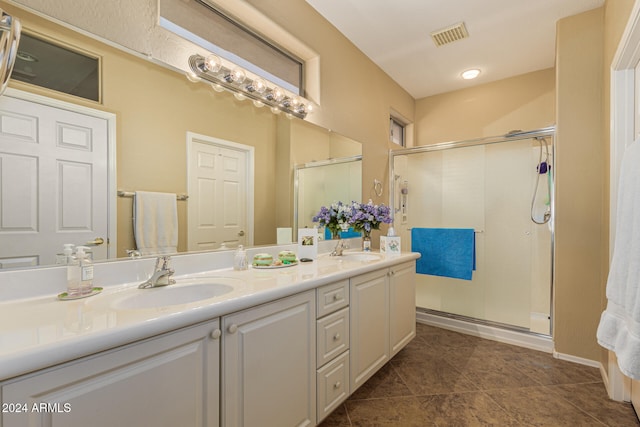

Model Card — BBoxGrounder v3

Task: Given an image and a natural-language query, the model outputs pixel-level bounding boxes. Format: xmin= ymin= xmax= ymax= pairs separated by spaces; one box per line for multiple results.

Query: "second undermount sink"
xmin=337 ymin=252 xmax=382 ymax=262
xmin=113 ymin=278 xmax=238 ymax=310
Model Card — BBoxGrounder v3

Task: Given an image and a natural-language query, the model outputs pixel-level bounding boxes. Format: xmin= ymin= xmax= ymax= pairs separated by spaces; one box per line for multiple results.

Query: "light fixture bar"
xmin=187 ymin=54 xmax=311 ymax=119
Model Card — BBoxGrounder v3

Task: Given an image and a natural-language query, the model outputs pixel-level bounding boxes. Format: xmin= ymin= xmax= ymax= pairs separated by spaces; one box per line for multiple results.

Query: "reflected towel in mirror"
xmin=134 ymin=191 xmax=178 ymax=255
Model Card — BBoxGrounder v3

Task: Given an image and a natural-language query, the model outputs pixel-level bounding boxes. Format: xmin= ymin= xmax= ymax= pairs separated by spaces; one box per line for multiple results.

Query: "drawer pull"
xmin=333 ymin=293 xmax=340 ymax=301
xmin=210 ymin=329 xmax=222 ymax=340
xmin=333 ymin=333 xmax=341 ymax=341
xmin=334 ymin=381 xmax=341 ymax=389
xmin=227 ymin=324 xmax=238 ymax=334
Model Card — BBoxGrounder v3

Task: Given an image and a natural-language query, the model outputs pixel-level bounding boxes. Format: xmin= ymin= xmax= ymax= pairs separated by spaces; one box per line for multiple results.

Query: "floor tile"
xmin=486 ymin=386 xmax=607 ymax=426
xmin=416 ymin=391 xmax=523 ymax=426
xmin=319 ymin=323 xmax=640 ymax=426
xmin=549 ymin=382 xmax=640 ymax=426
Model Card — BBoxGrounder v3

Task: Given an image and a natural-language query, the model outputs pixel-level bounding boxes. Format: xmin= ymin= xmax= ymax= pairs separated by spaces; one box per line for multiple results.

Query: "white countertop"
xmin=0 ymin=250 xmax=418 ymax=381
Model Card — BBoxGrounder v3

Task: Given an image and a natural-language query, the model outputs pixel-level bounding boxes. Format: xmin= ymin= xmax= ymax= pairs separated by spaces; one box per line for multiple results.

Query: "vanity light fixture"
xmin=187 ymin=53 xmax=313 ymax=119
xmin=461 ymin=68 xmax=481 ymax=80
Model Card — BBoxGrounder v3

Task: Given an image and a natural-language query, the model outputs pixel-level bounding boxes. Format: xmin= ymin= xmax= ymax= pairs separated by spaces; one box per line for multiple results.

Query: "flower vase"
xmin=362 ymin=231 xmax=371 ymax=252
xmin=331 ymin=229 xmax=341 ymax=240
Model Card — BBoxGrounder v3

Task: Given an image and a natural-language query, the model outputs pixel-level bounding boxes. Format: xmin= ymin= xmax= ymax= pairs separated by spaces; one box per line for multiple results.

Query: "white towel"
xmin=597 ymin=137 xmax=640 ymax=380
xmin=134 ymin=191 xmax=178 ymax=256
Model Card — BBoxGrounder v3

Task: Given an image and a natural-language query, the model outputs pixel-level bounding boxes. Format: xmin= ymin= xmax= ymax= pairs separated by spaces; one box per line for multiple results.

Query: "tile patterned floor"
xmin=319 ymin=323 xmax=640 ymax=427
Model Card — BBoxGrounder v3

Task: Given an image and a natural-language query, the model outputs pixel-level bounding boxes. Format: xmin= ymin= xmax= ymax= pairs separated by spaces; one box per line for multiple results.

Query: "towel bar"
xmin=406 ymin=228 xmax=484 ymax=233
xmin=117 ymin=190 xmax=189 ymax=201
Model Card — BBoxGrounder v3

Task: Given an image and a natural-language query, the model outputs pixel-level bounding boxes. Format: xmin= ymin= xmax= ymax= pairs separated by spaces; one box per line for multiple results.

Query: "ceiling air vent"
xmin=430 ymin=22 xmax=469 ymax=47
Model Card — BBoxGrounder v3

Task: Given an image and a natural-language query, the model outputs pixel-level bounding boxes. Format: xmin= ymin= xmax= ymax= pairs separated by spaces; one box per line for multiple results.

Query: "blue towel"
xmin=411 ymin=228 xmax=476 ymax=280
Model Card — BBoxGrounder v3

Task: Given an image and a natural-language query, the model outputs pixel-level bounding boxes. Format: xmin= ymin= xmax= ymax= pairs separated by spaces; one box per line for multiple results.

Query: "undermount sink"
xmin=113 ymin=278 xmax=237 ymax=310
xmin=337 ymin=252 xmax=382 ymax=262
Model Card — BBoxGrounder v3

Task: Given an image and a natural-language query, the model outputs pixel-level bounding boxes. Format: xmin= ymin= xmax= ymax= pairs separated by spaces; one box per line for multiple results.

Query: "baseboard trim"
xmin=552 ymin=350 xmax=601 ymax=369
xmin=416 ymin=310 xmax=554 ymax=353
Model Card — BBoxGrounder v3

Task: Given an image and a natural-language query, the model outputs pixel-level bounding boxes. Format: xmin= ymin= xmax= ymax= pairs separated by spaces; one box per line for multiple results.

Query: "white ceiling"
xmin=305 ymin=0 xmax=605 ymax=99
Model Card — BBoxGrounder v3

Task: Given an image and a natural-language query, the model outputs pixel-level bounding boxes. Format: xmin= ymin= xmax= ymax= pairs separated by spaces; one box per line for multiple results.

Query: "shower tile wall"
xmin=396 ymin=138 xmax=552 ymax=334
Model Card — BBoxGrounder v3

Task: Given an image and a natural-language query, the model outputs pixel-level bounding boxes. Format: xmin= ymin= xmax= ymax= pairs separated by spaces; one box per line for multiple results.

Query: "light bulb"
xmin=266 ymin=86 xmax=284 ymax=102
xmin=211 ymin=83 xmax=224 ymax=92
xmin=225 ymin=68 xmax=246 ymax=84
xmin=203 ymin=54 xmax=222 ymax=73
xmin=247 ymin=78 xmax=267 ymax=94
xmin=234 ymin=92 xmax=247 ymax=101
xmin=270 ymin=106 xmax=281 ymax=115
xmin=185 ymin=71 xmax=201 ymax=83
xmin=253 ymin=100 xmax=265 ymax=108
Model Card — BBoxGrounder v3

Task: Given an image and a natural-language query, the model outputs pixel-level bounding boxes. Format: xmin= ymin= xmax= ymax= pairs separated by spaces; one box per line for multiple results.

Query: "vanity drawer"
xmin=317 ymin=350 xmax=350 ymax=423
xmin=317 ymin=307 xmax=349 ymax=368
xmin=316 ymin=279 xmax=349 ymax=318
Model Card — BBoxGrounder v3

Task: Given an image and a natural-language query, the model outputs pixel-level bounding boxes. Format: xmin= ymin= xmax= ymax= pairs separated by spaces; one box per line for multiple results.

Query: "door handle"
xmin=238 ymin=230 xmax=245 ymax=237
xmin=85 ymin=237 xmax=105 ymax=246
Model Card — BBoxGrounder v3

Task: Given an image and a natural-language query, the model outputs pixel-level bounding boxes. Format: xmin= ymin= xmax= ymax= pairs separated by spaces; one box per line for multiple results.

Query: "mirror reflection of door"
xmin=187 ymin=133 xmax=253 ymax=251
xmin=0 ymin=92 xmax=110 ymax=268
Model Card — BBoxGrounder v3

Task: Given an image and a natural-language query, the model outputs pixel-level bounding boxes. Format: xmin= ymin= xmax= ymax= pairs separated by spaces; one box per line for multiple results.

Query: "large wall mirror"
xmin=0 ymin=1 xmax=362 ymax=270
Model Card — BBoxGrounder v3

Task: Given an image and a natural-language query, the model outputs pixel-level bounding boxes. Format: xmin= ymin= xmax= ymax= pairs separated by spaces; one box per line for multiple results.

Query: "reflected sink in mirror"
xmin=113 ymin=278 xmax=239 ymax=310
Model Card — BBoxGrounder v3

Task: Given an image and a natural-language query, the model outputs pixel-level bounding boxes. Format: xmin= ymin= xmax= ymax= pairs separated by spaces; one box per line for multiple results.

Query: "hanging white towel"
xmin=134 ymin=191 xmax=178 ymax=256
xmin=597 ymin=137 xmax=640 ymax=380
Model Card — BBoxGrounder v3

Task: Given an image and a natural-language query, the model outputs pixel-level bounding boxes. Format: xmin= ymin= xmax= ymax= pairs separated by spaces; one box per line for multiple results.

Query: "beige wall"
xmin=246 ymin=0 xmax=415 ymax=222
xmin=555 ymin=8 xmax=605 ymax=361
xmin=415 ymin=68 xmax=556 ymax=144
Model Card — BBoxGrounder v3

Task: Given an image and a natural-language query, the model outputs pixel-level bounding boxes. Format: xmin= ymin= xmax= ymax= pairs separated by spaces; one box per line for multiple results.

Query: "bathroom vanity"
xmin=0 ymin=246 xmax=418 ymax=427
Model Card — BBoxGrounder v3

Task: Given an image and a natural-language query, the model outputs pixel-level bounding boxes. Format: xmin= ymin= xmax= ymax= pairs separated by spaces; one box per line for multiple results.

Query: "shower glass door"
xmin=391 ymin=132 xmax=553 ymax=335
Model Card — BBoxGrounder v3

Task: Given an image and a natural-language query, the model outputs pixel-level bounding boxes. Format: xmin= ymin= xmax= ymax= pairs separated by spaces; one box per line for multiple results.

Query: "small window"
xmin=11 ymin=32 xmax=100 ymax=102
xmin=390 ymin=117 xmax=405 ymax=146
xmin=160 ymin=0 xmax=304 ymax=96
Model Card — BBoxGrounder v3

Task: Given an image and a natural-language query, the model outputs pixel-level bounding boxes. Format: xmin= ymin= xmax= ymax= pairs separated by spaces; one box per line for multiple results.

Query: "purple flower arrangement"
xmin=313 ymin=200 xmax=392 ymax=236
xmin=348 ymin=199 xmax=393 ymax=235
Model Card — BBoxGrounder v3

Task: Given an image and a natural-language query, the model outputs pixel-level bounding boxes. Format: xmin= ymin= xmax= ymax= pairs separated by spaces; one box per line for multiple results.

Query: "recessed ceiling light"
xmin=461 ymin=69 xmax=480 ymax=80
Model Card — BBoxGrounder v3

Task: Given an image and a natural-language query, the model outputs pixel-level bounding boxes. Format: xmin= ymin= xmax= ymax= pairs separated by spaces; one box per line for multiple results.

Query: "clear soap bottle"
xmin=75 ymin=246 xmax=94 ymax=295
xmin=233 ymin=245 xmax=248 ymax=271
xmin=66 ymin=250 xmax=80 ymax=297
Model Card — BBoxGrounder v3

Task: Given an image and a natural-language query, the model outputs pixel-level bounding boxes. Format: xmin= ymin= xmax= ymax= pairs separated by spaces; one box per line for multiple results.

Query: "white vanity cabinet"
xmin=389 ymin=261 xmax=417 ymax=357
xmin=221 ymin=290 xmax=316 ymax=427
xmin=349 ymin=261 xmax=416 ymax=392
xmin=1 ymin=320 xmax=221 ymax=427
xmin=315 ymin=280 xmax=350 ymax=423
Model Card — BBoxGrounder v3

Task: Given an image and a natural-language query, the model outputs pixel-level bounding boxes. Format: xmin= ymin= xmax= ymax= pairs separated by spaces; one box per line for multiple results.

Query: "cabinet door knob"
xmin=334 ymin=381 xmax=341 ymax=389
xmin=210 ymin=329 xmax=222 ymax=340
xmin=227 ymin=324 xmax=238 ymax=334
xmin=333 ymin=333 xmax=341 ymax=341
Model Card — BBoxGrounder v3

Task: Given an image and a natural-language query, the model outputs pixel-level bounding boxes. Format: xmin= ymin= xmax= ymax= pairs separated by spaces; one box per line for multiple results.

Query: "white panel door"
xmin=0 ymin=95 xmax=109 ymax=268
xmin=188 ymin=136 xmax=250 ymax=251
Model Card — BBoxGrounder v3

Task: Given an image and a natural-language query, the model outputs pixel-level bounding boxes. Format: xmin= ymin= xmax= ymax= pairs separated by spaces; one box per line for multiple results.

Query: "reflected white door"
xmin=187 ymin=133 xmax=252 ymax=251
xmin=0 ymin=95 xmax=110 ymax=268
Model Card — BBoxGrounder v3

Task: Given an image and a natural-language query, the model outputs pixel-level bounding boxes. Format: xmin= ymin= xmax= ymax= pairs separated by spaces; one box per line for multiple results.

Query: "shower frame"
xmin=388 ymin=126 xmax=556 ymax=337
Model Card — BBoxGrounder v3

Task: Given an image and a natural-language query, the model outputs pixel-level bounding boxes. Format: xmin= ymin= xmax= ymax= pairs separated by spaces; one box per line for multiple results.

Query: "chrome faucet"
xmin=330 ymin=239 xmax=348 ymax=256
xmin=139 ymin=256 xmax=176 ymax=289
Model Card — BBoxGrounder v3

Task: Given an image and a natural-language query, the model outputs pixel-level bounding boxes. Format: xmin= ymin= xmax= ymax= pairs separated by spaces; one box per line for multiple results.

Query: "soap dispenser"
xmin=233 ymin=245 xmax=248 ymax=271
xmin=57 ymin=243 xmax=75 ymax=265
xmin=75 ymin=246 xmax=94 ymax=295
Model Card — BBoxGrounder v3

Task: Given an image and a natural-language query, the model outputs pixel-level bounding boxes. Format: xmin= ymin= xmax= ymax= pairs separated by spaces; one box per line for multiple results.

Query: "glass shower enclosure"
xmin=390 ymin=128 xmax=554 ymax=336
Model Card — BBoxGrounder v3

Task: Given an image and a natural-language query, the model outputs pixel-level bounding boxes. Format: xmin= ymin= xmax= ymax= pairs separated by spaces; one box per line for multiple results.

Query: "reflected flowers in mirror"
xmin=312 ymin=201 xmax=353 ymax=238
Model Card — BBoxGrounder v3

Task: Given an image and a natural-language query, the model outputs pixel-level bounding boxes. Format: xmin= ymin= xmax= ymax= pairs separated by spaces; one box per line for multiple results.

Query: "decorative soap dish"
xmin=57 ymin=287 xmax=103 ymax=301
